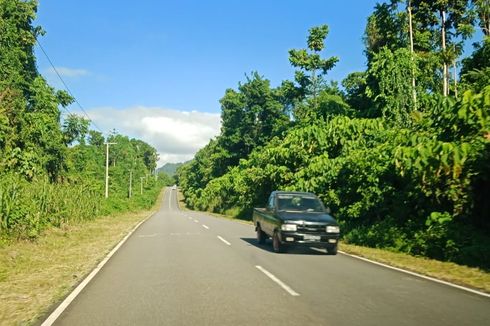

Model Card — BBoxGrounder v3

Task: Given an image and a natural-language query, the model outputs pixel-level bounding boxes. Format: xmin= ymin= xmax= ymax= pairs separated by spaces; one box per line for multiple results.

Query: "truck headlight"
xmin=326 ymin=226 xmax=339 ymax=233
xmin=281 ymin=224 xmax=297 ymax=231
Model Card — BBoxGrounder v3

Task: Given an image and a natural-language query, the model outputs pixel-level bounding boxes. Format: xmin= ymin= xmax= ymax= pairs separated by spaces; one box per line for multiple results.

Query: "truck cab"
xmin=253 ymin=191 xmax=340 ymax=254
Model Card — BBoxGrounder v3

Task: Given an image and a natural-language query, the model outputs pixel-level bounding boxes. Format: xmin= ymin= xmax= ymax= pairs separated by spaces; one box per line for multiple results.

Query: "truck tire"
xmin=272 ymin=231 xmax=284 ymax=253
xmin=327 ymin=244 xmax=338 ymax=255
xmin=256 ymin=225 xmax=266 ymax=244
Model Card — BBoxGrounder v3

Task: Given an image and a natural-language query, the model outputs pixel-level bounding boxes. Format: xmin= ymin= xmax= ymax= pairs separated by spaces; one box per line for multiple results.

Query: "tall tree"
xmin=0 ymin=0 xmax=39 ymax=96
xmin=366 ymin=47 xmax=418 ymax=125
xmin=288 ymin=24 xmax=339 ymax=120
xmin=0 ymin=0 xmax=73 ymax=180
xmin=460 ymin=37 xmax=490 ymax=92
xmin=63 ymin=114 xmax=90 ymax=145
xmin=407 ymin=0 xmax=418 ymax=108
xmin=364 ymin=1 xmax=408 ymax=60
xmin=88 ymin=130 xmax=105 ymax=147
xmin=342 ymin=71 xmax=374 ymax=116
xmin=219 ymin=72 xmax=289 ymax=167
xmin=411 ymin=0 xmax=475 ymax=96
xmin=473 ymin=0 xmax=490 ymax=36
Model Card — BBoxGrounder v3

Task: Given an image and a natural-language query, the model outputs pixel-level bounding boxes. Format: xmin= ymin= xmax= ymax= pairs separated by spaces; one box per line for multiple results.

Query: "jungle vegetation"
xmin=0 ymin=0 xmax=171 ymax=241
xmin=177 ymin=0 xmax=490 ymax=269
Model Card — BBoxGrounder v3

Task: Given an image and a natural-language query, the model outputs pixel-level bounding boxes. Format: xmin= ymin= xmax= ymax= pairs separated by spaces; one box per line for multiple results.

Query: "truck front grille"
xmin=296 ymin=224 xmax=325 ymax=234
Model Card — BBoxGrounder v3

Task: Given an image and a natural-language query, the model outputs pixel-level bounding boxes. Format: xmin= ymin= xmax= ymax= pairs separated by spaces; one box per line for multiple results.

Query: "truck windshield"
xmin=277 ymin=195 xmax=324 ymax=212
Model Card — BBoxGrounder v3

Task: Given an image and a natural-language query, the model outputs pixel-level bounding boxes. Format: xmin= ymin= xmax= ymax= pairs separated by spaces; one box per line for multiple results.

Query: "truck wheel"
xmin=327 ymin=244 xmax=338 ymax=255
xmin=256 ymin=225 xmax=266 ymax=244
xmin=272 ymin=231 xmax=284 ymax=253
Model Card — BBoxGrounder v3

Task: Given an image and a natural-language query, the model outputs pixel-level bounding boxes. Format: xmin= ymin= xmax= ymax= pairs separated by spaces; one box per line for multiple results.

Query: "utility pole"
xmin=104 ymin=142 xmax=116 ymax=198
xmin=129 ymin=170 xmax=133 ymax=198
xmin=129 ymin=153 xmax=136 ymax=199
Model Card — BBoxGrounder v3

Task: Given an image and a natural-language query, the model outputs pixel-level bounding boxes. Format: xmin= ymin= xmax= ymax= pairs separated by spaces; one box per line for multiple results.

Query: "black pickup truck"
xmin=253 ymin=191 xmax=340 ymax=254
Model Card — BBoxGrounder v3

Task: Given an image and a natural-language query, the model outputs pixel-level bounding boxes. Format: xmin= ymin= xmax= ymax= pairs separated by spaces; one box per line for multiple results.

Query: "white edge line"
xmin=339 ymin=251 xmax=490 ymax=298
xmin=41 ymin=211 xmax=157 ymax=326
xmin=217 ymin=235 xmax=231 ymax=246
xmin=256 ymin=265 xmax=300 ymax=296
xmin=202 ymin=224 xmax=209 ymax=229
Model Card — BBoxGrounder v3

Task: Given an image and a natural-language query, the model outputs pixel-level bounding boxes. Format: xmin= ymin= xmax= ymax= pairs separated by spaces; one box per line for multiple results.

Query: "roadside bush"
xmin=179 ymin=87 xmax=490 ymax=269
xmin=0 ymin=174 xmax=100 ymax=239
xmin=0 ymin=172 xmax=166 ymax=240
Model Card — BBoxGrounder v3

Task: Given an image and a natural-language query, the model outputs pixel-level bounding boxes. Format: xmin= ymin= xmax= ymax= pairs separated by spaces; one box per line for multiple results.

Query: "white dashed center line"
xmin=256 ymin=265 xmax=300 ymax=296
xmin=217 ymin=235 xmax=231 ymax=246
xmin=138 ymin=234 xmax=158 ymax=238
xmin=202 ymin=225 xmax=209 ymax=229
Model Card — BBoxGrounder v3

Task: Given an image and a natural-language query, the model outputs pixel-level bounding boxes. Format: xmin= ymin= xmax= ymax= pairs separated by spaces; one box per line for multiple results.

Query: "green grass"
xmin=340 ymin=242 xmax=490 ymax=293
xmin=177 ymin=191 xmax=252 ymax=225
xmin=0 ymin=189 xmax=164 ymax=326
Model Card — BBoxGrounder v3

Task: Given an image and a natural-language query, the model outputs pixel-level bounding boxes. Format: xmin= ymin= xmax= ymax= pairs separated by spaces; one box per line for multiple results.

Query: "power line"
xmin=35 ymin=39 xmax=105 ymax=134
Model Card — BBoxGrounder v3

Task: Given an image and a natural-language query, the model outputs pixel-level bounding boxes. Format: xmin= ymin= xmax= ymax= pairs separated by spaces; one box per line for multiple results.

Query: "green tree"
xmin=411 ymin=0 xmax=475 ymax=96
xmin=88 ymin=130 xmax=105 ymax=147
xmin=0 ymin=0 xmax=72 ymax=180
xmin=342 ymin=71 xmax=374 ymax=117
xmin=0 ymin=0 xmax=40 ymax=97
xmin=177 ymin=15 xmax=490 ymax=269
xmin=472 ymin=0 xmax=490 ymax=36
xmin=219 ymin=72 xmax=289 ymax=168
xmin=288 ymin=24 xmax=339 ymax=120
xmin=364 ymin=1 xmax=408 ymax=61
xmin=460 ymin=36 xmax=490 ymax=92
xmin=63 ymin=114 xmax=90 ymax=145
xmin=365 ymin=47 xmax=418 ymax=125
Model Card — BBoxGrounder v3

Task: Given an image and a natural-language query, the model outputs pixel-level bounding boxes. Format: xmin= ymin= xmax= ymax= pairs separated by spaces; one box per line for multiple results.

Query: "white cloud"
xmin=45 ymin=66 xmax=90 ymax=78
xmin=81 ymin=106 xmax=221 ymax=167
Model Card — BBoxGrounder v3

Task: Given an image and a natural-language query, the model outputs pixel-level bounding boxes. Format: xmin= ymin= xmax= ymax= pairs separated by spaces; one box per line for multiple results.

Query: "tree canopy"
xmin=0 ymin=0 xmax=167 ymax=239
xmin=178 ymin=3 xmax=490 ymax=269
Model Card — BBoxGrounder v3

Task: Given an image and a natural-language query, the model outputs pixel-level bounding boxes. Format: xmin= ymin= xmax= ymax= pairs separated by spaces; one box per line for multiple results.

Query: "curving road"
xmin=46 ymin=188 xmax=490 ymax=325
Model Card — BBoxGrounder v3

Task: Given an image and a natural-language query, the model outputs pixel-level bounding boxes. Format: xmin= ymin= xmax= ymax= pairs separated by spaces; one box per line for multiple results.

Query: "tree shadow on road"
xmin=240 ymin=238 xmax=331 ymax=256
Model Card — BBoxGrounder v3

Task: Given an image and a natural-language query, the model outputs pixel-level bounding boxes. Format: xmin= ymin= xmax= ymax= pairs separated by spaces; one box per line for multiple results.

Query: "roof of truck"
xmin=272 ymin=191 xmax=317 ymax=196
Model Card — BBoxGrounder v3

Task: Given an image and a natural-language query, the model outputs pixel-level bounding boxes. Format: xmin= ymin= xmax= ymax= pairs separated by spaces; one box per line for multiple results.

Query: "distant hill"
xmin=157 ymin=162 xmax=183 ymax=177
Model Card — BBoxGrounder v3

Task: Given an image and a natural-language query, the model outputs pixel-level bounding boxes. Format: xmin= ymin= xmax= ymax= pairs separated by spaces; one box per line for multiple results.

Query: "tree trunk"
xmin=453 ymin=60 xmax=458 ymax=99
xmin=441 ymin=10 xmax=448 ymax=97
xmin=478 ymin=0 xmax=490 ymax=36
xmin=408 ymin=0 xmax=417 ymax=109
xmin=312 ymin=67 xmax=317 ymax=109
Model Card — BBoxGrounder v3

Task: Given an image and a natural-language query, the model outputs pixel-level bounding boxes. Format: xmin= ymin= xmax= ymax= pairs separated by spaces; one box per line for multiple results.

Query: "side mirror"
xmin=325 ymin=207 xmax=331 ymax=214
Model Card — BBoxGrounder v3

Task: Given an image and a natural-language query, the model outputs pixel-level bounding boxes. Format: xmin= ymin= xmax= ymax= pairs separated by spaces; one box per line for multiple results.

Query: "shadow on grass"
xmin=240 ymin=237 xmax=332 ymax=256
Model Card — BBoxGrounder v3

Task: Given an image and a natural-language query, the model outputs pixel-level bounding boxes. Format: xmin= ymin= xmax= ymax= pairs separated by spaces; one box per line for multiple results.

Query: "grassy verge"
xmin=177 ymin=191 xmax=490 ymax=294
xmin=0 ymin=189 xmax=164 ymax=326
xmin=176 ymin=190 xmax=188 ymax=211
xmin=176 ymin=191 xmax=252 ymax=225
xmin=339 ymin=242 xmax=490 ymax=293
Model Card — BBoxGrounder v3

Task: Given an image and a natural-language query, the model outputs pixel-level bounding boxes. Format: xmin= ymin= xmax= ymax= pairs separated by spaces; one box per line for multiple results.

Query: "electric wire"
xmin=35 ymin=39 xmax=105 ymax=134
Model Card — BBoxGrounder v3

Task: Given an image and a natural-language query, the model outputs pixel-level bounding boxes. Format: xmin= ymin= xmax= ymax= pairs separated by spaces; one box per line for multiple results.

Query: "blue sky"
xmin=35 ymin=0 xmax=379 ymax=111
xmin=32 ymin=0 xmax=480 ymax=165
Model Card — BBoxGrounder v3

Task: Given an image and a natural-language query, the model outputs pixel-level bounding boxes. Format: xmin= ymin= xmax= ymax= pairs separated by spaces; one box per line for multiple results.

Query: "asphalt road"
xmin=49 ymin=188 xmax=490 ymax=326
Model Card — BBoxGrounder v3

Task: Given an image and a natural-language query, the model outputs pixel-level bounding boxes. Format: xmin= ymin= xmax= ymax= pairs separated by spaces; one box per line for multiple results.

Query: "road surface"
xmin=48 ymin=188 xmax=490 ymax=325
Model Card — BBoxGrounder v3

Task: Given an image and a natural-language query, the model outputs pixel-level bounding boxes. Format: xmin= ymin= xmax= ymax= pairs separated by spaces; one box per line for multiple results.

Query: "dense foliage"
xmin=0 ymin=0 xmax=170 ymax=240
xmin=178 ymin=2 xmax=490 ymax=268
